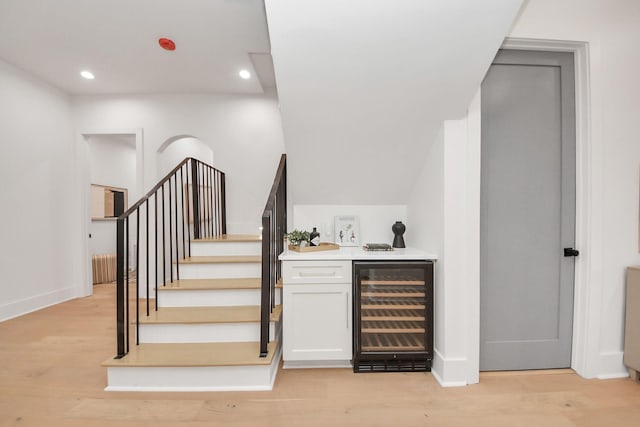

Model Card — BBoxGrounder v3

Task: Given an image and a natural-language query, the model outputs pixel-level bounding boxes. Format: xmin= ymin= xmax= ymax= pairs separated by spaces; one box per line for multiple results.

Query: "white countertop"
xmin=279 ymin=246 xmax=437 ymax=261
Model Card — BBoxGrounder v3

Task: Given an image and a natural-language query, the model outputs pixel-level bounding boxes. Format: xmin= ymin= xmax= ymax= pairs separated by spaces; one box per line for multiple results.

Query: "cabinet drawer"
xmin=283 ymin=260 xmax=352 ymax=284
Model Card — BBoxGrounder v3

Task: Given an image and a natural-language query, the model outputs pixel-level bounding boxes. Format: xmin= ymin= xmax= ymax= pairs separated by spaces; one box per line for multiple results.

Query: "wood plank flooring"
xmin=1 ymin=283 xmax=640 ymax=427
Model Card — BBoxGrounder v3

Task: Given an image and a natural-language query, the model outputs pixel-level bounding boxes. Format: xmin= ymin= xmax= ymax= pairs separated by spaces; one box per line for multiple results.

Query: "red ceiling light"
xmin=158 ymin=38 xmax=176 ymax=51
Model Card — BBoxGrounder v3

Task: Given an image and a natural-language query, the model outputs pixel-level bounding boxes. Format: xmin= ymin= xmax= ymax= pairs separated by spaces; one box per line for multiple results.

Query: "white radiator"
xmin=92 ymin=253 xmax=117 ymax=284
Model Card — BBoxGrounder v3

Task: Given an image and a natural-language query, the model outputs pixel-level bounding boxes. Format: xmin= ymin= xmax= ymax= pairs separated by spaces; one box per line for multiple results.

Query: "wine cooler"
xmin=353 ymin=261 xmax=433 ymax=372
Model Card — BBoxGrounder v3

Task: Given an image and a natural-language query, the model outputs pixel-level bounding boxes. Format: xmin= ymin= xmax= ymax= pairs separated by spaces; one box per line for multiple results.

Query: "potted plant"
xmin=286 ymin=229 xmax=310 ymax=249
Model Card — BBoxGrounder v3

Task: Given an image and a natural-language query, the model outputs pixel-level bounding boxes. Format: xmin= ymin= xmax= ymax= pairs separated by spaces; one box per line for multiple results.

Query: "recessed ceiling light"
xmin=80 ymin=70 xmax=95 ymax=80
xmin=239 ymin=69 xmax=251 ymax=79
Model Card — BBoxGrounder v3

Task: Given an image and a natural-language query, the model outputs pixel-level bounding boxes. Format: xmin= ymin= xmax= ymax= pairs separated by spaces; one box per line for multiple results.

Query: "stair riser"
xmin=138 ymin=321 xmax=280 ymax=343
xmin=157 ymin=289 xmax=281 ymax=307
xmin=191 ymin=241 xmax=261 ymax=257
xmin=176 ymin=263 xmax=261 ymax=279
xmin=158 ymin=289 xmax=259 ymax=307
xmin=105 ymin=347 xmax=281 ymax=392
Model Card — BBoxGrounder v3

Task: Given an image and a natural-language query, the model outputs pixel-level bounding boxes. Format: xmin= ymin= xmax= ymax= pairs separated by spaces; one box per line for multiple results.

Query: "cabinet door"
xmin=283 ymin=283 xmax=352 ymax=361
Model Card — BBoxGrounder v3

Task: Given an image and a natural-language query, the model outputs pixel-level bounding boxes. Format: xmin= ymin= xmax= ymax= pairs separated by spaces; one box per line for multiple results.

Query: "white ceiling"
xmin=1 ymin=0 xmax=526 ymax=208
xmin=266 ymin=0 xmax=525 ymax=205
xmin=0 ymin=0 xmax=274 ymax=95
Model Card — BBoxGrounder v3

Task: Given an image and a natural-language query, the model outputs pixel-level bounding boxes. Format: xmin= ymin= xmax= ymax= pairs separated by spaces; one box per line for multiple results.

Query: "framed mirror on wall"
xmin=91 ymin=184 xmax=128 ymax=219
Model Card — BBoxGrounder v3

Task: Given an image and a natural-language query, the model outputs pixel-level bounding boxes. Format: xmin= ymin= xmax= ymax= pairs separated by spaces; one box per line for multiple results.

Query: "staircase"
xmin=103 ymin=234 xmax=283 ymax=391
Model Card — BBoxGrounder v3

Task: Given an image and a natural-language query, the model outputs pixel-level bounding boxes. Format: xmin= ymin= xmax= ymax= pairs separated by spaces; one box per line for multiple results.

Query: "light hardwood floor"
xmin=1 ymin=284 xmax=640 ymax=427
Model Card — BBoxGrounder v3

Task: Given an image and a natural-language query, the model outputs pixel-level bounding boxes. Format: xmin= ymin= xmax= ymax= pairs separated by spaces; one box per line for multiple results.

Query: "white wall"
xmin=406 ymin=93 xmax=482 ymax=387
xmin=292 ymin=205 xmax=407 ymax=246
xmin=73 ymin=94 xmax=286 ymax=235
xmin=87 ymin=134 xmax=136 ymax=256
xmin=508 ymin=0 xmax=640 ymax=379
xmin=0 ymin=58 xmax=79 ymax=321
xmin=407 ymin=126 xmax=445 ymax=375
xmin=88 ymin=134 xmax=136 ymax=189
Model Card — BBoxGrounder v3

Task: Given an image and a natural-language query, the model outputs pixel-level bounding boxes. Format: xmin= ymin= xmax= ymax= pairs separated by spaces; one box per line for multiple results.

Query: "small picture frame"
xmin=334 ymin=215 xmax=360 ymax=247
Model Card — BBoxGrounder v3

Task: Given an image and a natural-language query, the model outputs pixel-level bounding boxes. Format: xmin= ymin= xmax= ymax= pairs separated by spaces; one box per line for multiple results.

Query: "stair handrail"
xmin=260 ymin=154 xmax=287 ymax=356
xmin=115 ymin=157 xmax=226 ymax=358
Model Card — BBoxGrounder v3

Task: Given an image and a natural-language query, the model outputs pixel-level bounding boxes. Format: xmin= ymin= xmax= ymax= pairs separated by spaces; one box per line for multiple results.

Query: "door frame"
xmin=75 ymin=128 xmax=144 ymax=298
xmin=480 ymin=38 xmax=595 ymax=378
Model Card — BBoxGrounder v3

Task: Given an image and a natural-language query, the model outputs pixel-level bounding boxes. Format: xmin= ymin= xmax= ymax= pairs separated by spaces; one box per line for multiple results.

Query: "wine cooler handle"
xmin=346 ymin=291 xmax=351 ymax=329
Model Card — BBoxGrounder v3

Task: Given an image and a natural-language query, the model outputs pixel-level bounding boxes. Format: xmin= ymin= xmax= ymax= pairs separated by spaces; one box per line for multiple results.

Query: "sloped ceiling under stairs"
xmin=265 ymin=0 xmax=524 ymax=205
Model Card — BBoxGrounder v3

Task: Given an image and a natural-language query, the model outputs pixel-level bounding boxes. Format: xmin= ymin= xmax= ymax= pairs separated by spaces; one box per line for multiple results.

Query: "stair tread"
xmin=138 ymin=305 xmax=282 ymax=324
xmin=158 ymin=278 xmax=261 ymax=291
xmin=179 ymin=255 xmax=261 ymax=264
xmin=103 ymin=341 xmax=278 ymax=367
xmin=194 ymin=234 xmax=261 ymax=243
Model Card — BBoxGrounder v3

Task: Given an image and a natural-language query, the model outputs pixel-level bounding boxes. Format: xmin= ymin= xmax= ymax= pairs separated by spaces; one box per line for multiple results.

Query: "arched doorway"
xmin=157 ymin=135 xmax=213 ymax=177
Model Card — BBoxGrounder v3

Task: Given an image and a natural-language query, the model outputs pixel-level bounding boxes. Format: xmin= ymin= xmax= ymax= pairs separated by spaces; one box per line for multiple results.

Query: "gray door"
xmin=480 ymin=49 xmax=576 ymax=371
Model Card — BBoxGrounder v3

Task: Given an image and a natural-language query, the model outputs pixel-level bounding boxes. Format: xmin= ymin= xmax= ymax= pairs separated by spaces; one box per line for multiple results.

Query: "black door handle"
xmin=564 ymin=248 xmax=579 ymax=257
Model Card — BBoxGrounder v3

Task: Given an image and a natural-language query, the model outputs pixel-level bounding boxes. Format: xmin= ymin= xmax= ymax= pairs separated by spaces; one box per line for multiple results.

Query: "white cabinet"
xmin=282 ymin=260 xmax=352 ymax=368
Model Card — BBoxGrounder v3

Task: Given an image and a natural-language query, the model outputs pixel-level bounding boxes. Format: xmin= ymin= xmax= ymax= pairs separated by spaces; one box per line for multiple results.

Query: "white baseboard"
xmin=596 ymin=351 xmax=628 ymax=379
xmin=0 ymin=286 xmax=76 ymax=322
xmin=431 ymin=348 xmax=468 ymax=387
xmin=283 ymin=360 xmax=352 ymax=369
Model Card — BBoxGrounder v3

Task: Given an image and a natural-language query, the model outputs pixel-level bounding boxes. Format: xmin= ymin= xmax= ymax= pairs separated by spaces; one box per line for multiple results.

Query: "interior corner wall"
xmin=0 ymin=59 xmax=78 ymax=321
xmin=509 ymin=0 xmax=640 ymax=379
xmin=406 ymin=126 xmax=446 ymax=382
xmin=72 ymin=94 xmax=286 ymax=235
xmin=407 ymin=90 xmax=481 ymax=387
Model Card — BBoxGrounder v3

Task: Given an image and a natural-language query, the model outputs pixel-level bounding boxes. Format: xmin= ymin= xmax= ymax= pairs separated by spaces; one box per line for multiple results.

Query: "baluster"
xmin=154 ymin=191 xmax=158 ymax=310
xmin=205 ymin=165 xmax=210 ymax=238
xmin=209 ymin=168 xmax=218 ymax=236
xmin=135 ymin=207 xmax=140 ymax=345
xmin=146 ymin=201 xmax=149 ymax=317
xmin=162 ymin=184 xmax=166 ymax=286
xmin=190 ymin=159 xmax=200 ymax=240
xmin=169 ymin=177 xmax=173 ymax=283
xmin=174 ymin=170 xmax=180 ymax=281
xmin=221 ymin=172 xmax=227 ymax=235
xmin=214 ymin=170 xmax=219 ymax=236
xmin=181 ymin=166 xmax=186 ymax=260
xmin=126 ymin=217 xmax=130 ymax=353
xmin=116 ymin=217 xmax=126 ymax=358
xmin=186 ymin=161 xmax=192 ymax=256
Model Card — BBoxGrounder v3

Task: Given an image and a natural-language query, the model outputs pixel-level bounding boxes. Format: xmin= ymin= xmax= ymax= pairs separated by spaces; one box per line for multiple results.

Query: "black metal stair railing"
xmin=260 ymin=154 xmax=287 ymax=357
xmin=115 ymin=158 xmax=226 ymax=359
